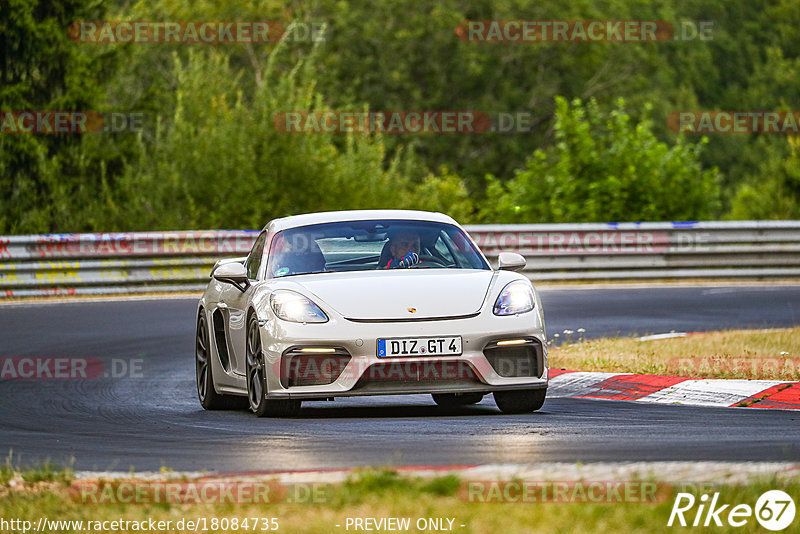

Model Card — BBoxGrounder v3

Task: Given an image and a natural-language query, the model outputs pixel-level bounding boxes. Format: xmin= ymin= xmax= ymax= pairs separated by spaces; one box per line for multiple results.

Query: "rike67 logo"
xmin=668 ymin=490 xmax=796 ymax=530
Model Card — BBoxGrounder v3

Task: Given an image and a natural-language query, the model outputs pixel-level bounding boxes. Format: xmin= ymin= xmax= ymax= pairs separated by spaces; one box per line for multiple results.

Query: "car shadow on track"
xmin=244 ymin=402 xmax=551 ymax=419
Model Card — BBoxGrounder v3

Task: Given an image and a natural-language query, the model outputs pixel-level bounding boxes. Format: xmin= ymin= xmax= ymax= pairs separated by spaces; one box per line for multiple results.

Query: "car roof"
xmin=265 ymin=210 xmax=458 ymax=232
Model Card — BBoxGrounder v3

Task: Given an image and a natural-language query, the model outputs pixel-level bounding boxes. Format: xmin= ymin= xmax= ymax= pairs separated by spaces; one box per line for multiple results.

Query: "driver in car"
xmin=385 ymin=230 xmax=421 ymax=269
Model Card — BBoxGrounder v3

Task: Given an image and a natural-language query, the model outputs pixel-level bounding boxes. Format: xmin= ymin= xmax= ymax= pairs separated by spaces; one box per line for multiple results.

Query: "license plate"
xmin=377 ymin=336 xmax=462 ymax=357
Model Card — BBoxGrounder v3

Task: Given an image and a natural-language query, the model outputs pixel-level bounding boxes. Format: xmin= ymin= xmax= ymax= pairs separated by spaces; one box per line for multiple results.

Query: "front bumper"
xmin=259 ymin=311 xmax=548 ymax=399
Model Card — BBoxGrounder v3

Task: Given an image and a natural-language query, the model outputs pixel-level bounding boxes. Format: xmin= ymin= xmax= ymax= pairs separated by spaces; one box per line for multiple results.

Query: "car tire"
xmin=246 ymin=313 xmax=301 ymax=418
xmin=432 ymin=393 xmax=484 ymax=407
xmin=493 ymin=388 xmax=547 ymax=414
xmin=196 ymin=312 xmax=247 ymax=410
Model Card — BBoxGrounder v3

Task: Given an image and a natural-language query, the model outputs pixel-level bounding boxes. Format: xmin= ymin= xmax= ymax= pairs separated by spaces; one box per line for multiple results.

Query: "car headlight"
xmin=270 ymin=290 xmax=328 ymax=323
xmin=493 ymin=281 xmax=535 ymax=316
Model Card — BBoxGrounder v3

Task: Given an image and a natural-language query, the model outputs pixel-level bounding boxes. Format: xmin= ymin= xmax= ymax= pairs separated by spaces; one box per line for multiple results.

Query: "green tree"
xmin=4 ymin=0 xmax=800 ymax=233
xmin=401 ymin=167 xmax=475 ymax=223
xmin=0 ymin=0 xmax=118 ymax=233
xmin=482 ymin=97 xmax=720 ymax=223
xmin=728 ymin=136 xmax=800 ymax=219
xmin=313 ymin=0 xmax=691 ymax=194
xmin=97 ymin=43 xmax=418 ymax=230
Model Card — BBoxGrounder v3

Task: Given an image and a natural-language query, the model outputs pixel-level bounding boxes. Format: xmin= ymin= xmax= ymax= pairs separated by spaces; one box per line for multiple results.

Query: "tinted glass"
xmin=245 ymin=231 xmax=267 ymax=279
xmin=266 ymin=220 xmax=489 ymax=278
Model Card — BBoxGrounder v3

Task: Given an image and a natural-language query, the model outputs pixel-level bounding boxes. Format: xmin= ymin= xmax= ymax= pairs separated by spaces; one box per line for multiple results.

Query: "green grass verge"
xmin=550 ymin=327 xmax=800 ymax=380
xmin=1 ymin=466 xmax=798 ymax=533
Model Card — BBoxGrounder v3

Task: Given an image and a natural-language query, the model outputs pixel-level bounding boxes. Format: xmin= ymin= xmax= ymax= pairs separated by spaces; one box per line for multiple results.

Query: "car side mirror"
xmin=213 ymin=262 xmax=250 ymax=292
xmin=497 ymin=252 xmax=526 ymax=272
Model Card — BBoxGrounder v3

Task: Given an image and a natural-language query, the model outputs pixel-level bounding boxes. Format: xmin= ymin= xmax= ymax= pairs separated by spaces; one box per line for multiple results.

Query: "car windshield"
xmin=266 ymin=219 xmax=490 ymax=278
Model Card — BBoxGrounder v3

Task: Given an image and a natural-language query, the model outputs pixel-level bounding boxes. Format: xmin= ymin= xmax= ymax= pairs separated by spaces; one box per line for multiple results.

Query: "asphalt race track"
xmin=1 ymin=285 xmax=799 ymax=472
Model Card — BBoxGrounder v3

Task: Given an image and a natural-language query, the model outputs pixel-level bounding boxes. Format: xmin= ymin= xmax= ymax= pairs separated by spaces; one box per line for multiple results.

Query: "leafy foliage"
xmin=483 ymin=97 xmax=720 ymax=222
xmin=1 ymin=0 xmax=798 ymax=232
xmin=0 ymin=0 xmax=117 ymax=233
xmin=95 ymin=44 xmax=415 ymax=230
xmin=729 ymin=137 xmax=800 ymax=219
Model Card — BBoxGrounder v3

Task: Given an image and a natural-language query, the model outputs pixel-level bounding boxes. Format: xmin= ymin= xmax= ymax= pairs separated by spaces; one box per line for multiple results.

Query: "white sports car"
xmin=195 ymin=210 xmax=548 ymax=416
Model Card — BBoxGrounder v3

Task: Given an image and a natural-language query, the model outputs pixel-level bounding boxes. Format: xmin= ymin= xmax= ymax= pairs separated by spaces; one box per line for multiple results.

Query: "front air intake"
xmin=280 ymin=347 xmax=351 ymax=388
xmin=483 ymin=339 xmax=544 ymax=378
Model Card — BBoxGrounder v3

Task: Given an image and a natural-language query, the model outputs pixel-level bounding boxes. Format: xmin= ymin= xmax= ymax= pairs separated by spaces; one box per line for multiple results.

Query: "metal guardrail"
xmin=1 ymin=221 xmax=799 ymax=297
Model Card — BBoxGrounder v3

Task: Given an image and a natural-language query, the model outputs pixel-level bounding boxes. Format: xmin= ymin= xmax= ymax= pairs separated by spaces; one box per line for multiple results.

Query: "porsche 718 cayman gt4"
xmin=195 ymin=210 xmax=548 ymax=416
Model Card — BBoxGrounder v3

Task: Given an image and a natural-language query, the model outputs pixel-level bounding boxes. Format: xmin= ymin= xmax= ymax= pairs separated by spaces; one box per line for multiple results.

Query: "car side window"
xmin=439 ymin=230 xmax=482 ymax=268
xmin=433 ymin=233 xmax=456 ymax=265
xmin=245 ymin=232 xmax=267 ymax=280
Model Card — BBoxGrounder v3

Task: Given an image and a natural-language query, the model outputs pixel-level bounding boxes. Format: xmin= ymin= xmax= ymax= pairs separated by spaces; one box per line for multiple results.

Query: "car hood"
xmin=289 ymin=269 xmax=496 ymax=320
